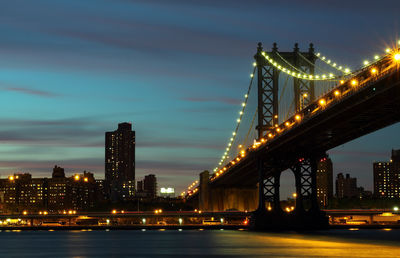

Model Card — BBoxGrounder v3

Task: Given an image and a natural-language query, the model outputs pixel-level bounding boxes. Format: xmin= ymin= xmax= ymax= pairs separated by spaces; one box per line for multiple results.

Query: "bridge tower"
xmin=254 ymin=42 xmax=316 ymax=139
xmin=252 ymin=43 xmax=328 ymax=230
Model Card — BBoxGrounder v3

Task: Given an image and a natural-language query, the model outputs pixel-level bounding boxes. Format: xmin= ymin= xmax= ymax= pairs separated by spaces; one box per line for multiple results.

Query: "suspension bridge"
xmin=183 ymin=41 xmax=400 ymax=229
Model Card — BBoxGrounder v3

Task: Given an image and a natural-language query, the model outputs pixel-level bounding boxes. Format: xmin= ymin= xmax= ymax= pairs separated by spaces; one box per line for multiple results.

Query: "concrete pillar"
xmin=199 ymin=171 xmax=210 ymax=211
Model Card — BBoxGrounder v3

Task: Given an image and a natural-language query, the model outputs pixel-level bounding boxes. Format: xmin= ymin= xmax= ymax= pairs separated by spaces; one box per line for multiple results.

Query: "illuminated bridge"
xmin=184 ymin=41 xmax=400 ymax=229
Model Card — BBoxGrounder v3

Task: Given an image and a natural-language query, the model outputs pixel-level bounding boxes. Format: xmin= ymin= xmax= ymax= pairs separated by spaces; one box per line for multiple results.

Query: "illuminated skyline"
xmin=0 ymin=0 xmax=400 ymax=195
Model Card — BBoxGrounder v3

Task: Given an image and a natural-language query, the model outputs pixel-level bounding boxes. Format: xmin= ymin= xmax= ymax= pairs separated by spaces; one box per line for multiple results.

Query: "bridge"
xmin=184 ymin=42 xmax=400 ymax=230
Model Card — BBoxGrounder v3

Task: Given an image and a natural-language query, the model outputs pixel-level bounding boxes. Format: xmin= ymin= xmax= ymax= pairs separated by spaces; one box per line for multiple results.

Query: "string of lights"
xmin=262 ymin=52 xmax=341 ymax=81
xmin=213 ymin=66 xmax=256 ymax=173
xmin=315 ymin=52 xmax=351 ymax=74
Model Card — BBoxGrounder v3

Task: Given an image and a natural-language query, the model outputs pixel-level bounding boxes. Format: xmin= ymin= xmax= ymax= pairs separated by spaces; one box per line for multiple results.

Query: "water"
xmin=0 ymin=229 xmax=399 ymax=257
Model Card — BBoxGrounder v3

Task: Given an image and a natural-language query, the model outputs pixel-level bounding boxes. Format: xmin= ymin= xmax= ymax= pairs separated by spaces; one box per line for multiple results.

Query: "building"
xmin=0 ymin=166 xmax=100 ymax=212
xmin=316 ymin=157 xmax=333 ymax=207
xmin=105 ymin=122 xmax=136 ymax=201
xmin=144 ymin=174 xmax=157 ymax=198
xmin=373 ymin=149 xmax=400 ymax=198
xmin=335 ymin=173 xmax=358 ymax=199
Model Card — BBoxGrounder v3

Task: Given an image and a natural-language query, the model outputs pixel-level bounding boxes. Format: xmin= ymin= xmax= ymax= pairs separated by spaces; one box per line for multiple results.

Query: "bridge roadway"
xmin=208 ymin=59 xmax=400 ymax=188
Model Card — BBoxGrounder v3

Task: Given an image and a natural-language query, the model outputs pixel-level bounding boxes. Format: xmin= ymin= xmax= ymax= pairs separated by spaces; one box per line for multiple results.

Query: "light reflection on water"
xmin=0 ymin=229 xmax=399 ymax=257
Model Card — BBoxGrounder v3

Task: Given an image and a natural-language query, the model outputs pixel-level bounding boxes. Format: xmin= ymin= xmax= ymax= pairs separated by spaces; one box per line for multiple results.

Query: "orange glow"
xmin=295 ymin=114 xmax=301 ymax=121
xmin=334 ymin=90 xmax=340 ymax=96
xmin=22 ymin=211 xmax=28 ymax=215
xmin=370 ymin=68 xmax=378 ymax=74
xmin=319 ymin=99 xmax=326 ymax=106
xmin=285 ymin=121 xmax=290 ymax=126
xmin=268 ymin=133 xmax=273 ymax=138
xmin=84 ymin=177 xmax=88 ymax=182
xmin=112 ymin=209 xmax=117 ymax=214
xmin=9 ymin=176 xmax=14 ymax=181
xmin=74 ymin=175 xmax=80 ymax=181
xmin=394 ymin=53 xmax=400 ymax=61
xmin=340 ymin=80 xmax=345 ymax=84
xmin=351 ymin=79 xmax=358 ymax=86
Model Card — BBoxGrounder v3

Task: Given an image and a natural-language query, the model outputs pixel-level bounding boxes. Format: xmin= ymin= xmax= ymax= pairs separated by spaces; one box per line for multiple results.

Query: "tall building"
xmin=335 ymin=173 xmax=358 ymax=199
xmin=316 ymin=157 xmax=333 ymax=207
xmin=144 ymin=174 xmax=157 ymax=198
xmin=105 ymin=122 xmax=136 ymax=201
xmin=373 ymin=149 xmax=400 ymax=198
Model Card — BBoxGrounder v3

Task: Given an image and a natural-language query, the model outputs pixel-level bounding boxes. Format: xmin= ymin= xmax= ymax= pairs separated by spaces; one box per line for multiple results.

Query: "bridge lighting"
xmin=253 ymin=62 xmax=256 ymax=67
xmin=327 ymin=60 xmax=331 ymax=64
xmin=386 ymin=48 xmax=391 ymax=53
xmin=371 ymin=68 xmax=378 ymax=74
xmin=295 ymin=114 xmax=301 ymax=121
xmin=393 ymin=206 xmax=399 ymax=212
xmin=244 ymin=94 xmax=248 ymax=98
xmin=322 ymin=74 xmax=326 ymax=79
xmin=267 ymin=206 xmax=272 ymax=211
xmin=231 ymin=161 xmax=235 ymax=165
xmin=22 ymin=211 xmax=28 ymax=215
xmin=333 ymin=63 xmax=337 ymax=67
xmin=315 ymin=75 xmax=320 ymax=79
xmin=250 ymin=74 xmax=254 ymax=78
xmin=340 ymin=80 xmax=345 ymax=84
xmin=237 ymin=118 xmax=240 ymax=123
xmin=308 ymin=75 xmax=313 ymax=79
xmin=74 ymin=175 xmax=80 ymax=181
xmin=319 ymin=99 xmax=326 ymax=106
xmin=276 ymin=128 xmax=281 ymax=132
xmin=363 ymin=60 xmax=369 ymax=66
xmin=334 ymin=90 xmax=340 ymax=96
xmin=223 ymin=167 xmax=227 ymax=171
xmin=338 ymin=66 xmax=342 ymax=70
xmin=344 ymin=68 xmax=350 ymax=74
xmin=9 ymin=176 xmax=14 ymax=181
xmin=394 ymin=53 xmax=400 ymax=61
xmin=232 ymin=132 xmax=236 ymax=136
xmin=285 ymin=121 xmax=290 ymax=126
xmin=112 ymin=209 xmax=117 ymax=214
xmin=242 ymin=103 xmax=246 ymax=107
xmin=236 ymin=157 xmax=240 ymax=161
xmin=351 ymin=79 xmax=358 ymax=86
xmin=321 ymin=56 xmax=326 ymax=60
xmin=329 ymin=73 xmax=334 ymax=78
xmin=292 ymin=193 xmax=297 ymax=198
xmin=260 ymin=138 xmax=265 ymax=143
xmin=268 ymin=133 xmax=273 ymax=138
xmin=374 ymin=55 xmax=380 ymax=60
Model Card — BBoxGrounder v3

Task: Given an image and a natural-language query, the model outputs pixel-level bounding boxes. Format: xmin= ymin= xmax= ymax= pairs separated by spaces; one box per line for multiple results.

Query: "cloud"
xmin=181 ymin=97 xmax=241 ymax=105
xmin=5 ymin=87 xmax=60 ymax=97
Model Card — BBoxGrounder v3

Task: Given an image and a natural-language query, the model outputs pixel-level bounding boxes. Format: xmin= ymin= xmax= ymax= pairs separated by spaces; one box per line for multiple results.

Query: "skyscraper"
xmin=316 ymin=157 xmax=333 ymax=207
xmin=105 ymin=122 xmax=136 ymax=201
xmin=373 ymin=149 xmax=400 ymax=198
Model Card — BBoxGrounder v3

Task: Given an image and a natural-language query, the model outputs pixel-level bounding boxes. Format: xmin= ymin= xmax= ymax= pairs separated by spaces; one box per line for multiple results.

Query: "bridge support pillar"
xmin=251 ymin=155 xmax=328 ymax=231
xmin=290 ymin=154 xmax=329 ymax=228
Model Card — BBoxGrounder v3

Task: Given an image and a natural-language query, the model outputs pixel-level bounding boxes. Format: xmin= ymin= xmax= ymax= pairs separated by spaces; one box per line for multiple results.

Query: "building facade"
xmin=105 ymin=122 xmax=136 ymax=201
xmin=373 ymin=149 xmax=400 ymax=198
xmin=0 ymin=166 xmax=101 ymax=213
xmin=335 ymin=173 xmax=358 ymax=199
xmin=316 ymin=157 xmax=333 ymax=207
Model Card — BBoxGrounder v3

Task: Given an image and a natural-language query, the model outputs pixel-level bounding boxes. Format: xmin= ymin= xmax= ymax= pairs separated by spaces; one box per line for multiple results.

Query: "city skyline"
xmin=0 ymin=0 xmax=400 ymax=194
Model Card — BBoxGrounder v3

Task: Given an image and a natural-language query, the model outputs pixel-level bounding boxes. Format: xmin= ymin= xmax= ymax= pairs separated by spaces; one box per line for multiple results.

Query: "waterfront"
xmin=1 ymin=229 xmax=400 ymax=257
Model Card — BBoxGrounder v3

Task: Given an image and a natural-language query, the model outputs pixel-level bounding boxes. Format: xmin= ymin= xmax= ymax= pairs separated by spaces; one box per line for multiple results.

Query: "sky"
xmin=0 ymin=0 xmax=400 ymax=196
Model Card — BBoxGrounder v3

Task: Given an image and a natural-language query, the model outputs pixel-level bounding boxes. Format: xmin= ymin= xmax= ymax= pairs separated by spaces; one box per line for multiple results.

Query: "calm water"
xmin=1 ymin=229 xmax=400 ymax=257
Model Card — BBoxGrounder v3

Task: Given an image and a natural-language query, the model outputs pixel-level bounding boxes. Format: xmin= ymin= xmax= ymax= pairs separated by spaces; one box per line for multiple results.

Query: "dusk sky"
xmin=0 ymin=0 xmax=400 ymax=196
